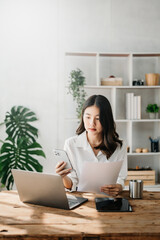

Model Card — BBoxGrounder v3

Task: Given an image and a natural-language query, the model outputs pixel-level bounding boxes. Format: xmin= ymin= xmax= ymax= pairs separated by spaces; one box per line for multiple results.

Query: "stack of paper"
xmin=126 ymin=93 xmax=141 ymax=120
xmin=78 ymin=161 xmax=123 ymax=194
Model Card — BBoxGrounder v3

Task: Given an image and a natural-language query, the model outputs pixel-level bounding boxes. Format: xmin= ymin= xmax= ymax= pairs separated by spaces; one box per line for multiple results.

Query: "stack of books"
xmin=126 ymin=93 xmax=141 ymax=120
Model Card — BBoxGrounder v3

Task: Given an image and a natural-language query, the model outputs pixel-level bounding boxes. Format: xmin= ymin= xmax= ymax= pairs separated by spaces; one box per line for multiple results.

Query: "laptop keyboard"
xmin=67 ymin=196 xmax=79 ymax=208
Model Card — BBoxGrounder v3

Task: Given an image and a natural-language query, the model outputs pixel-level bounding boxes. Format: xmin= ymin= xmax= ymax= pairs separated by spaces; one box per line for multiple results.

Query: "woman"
xmin=56 ymin=95 xmax=127 ymax=196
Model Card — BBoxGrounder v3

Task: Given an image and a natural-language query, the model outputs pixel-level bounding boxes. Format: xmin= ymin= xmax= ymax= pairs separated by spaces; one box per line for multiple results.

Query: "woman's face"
xmin=83 ymin=105 xmax=103 ymax=135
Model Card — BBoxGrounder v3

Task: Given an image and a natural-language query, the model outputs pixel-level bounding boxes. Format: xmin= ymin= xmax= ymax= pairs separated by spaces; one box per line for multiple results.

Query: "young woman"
xmin=55 ymin=95 xmax=127 ymax=196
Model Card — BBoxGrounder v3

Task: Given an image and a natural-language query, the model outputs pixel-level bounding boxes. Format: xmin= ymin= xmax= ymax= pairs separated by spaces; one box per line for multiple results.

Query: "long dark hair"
xmin=76 ymin=95 xmax=122 ymax=158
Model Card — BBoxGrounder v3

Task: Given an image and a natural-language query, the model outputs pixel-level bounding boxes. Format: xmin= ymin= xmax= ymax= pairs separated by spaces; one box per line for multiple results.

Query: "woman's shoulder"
xmin=64 ymin=131 xmax=87 ymax=148
xmin=64 ymin=135 xmax=78 ymax=146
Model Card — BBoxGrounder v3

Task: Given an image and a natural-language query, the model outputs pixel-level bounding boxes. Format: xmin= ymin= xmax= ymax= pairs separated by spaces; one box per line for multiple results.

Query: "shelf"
xmin=84 ymin=85 xmax=160 ymax=89
xmin=116 ymin=119 xmax=160 ymax=122
xmin=66 ymin=52 xmax=160 ymax=57
xmin=124 ymin=184 xmax=160 ymax=191
xmin=115 ymin=120 xmax=130 ymax=123
xmin=133 ymin=53 xmax=160 ymax=57
xmin=65 ymin=52 xmax=97 ymax=57
xmin=131 ymin=119 xmax=160 ymax=122
xmin=128 ymin=152 xmax=160 ymax=156
xmin=65 ymin=118 xmax=160 ymax=123
xmin=99 ymin=53 xmax=130 ymax=57
xmin=65 ymin=51 xmax=160 ymax=178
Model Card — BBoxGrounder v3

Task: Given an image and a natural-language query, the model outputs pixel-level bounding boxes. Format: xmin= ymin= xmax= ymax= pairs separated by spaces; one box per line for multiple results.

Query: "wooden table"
xmin=0 ymin=190 xmax=160 ymax=240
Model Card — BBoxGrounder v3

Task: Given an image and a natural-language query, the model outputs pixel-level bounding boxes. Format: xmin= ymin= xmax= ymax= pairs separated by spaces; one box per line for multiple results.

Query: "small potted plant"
xmin=68 ymin=68 xmax=87 ymax=119
xmin=146 ymin=103 xmax=159 ymax=119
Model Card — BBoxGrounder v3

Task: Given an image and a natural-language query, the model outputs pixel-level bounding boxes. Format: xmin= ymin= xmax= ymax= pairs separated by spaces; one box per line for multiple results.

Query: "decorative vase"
xmin=149 ymin=112 xmax=159 ymax=119
xmin=145 ymin=73 xmax=159 ymax=86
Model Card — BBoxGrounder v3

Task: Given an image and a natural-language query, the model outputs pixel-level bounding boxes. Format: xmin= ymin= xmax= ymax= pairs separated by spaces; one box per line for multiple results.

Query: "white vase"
xmin=149 ymin=112 xmax=159 ymax=119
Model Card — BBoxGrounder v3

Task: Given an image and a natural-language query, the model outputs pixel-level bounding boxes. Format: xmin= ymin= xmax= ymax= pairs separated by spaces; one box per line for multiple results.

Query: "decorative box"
xmin=101 ymin=77 xmax=123 ymax=86
xmin=125 ymin=170 xmax=155 ymax=186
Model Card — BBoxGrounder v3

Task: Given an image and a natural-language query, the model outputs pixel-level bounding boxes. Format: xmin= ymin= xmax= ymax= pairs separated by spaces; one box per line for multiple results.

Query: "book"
xmin=126 ymin=93 xmax=134 ymax=119
xmin=126 ymin=93 xmax=141 ymax=120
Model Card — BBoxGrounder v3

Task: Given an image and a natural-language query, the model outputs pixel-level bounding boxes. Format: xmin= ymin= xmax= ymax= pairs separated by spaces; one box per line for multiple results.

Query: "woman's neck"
xmin=87 ymin=132 xmax=103 ymax=147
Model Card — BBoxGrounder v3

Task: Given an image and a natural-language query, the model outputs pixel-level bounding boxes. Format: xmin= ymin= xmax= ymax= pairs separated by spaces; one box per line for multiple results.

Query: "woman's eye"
xmin=96 ymin=118 xmax=99 ymax=121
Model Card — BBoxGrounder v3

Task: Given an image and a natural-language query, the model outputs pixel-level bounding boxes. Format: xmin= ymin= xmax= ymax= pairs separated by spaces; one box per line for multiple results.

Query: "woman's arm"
xmin=62 ymin=175 xmax=73 ymax=190
xmin=64 ymin=139 xmax=79 ymax=191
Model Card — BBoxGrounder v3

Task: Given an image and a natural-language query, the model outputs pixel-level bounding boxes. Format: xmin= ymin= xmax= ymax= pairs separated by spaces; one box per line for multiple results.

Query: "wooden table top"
xmin=0 ymin=190 xmax=160 ymax=240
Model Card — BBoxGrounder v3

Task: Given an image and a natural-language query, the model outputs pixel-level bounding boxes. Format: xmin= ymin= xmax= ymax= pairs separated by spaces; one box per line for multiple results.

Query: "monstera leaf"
xmin=0 ymin=106 xmax=46 ymax=190
xmin=5 ymin=106 xmax=38 ymax=143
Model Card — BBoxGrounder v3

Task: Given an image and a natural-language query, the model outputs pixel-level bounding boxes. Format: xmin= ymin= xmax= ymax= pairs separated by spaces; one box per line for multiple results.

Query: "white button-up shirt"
xmin=64 ymin=131 xmax=127 ymax=191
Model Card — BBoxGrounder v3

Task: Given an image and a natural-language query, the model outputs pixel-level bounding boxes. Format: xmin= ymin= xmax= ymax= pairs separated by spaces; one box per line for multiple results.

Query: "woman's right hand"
xmin=55 ymin=161 xmax=72 ymax=178
xmin=55 ymin=161 xmax=73 ymax=190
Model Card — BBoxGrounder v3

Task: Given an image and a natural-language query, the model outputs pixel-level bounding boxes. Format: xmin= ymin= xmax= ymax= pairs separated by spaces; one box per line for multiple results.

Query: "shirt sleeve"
xmin=116 ymin=142 xmax=128 ymax=189
xmin=64 ymin=139 xmax=78 ymax=192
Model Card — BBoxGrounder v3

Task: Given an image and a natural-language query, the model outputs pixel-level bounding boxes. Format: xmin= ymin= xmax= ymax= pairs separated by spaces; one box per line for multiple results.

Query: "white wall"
xmin=0 ymin=0 xmax=59 ymax=172
xmin=0 ymin=0 xmax=160 ymax=173
xmin=59 ymin=0 xmax=160 ymax=52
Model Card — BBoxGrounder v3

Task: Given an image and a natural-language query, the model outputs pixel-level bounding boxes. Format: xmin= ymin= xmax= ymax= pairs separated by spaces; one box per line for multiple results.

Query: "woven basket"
xmin=101 ymin=77 xmax=122 ymax=86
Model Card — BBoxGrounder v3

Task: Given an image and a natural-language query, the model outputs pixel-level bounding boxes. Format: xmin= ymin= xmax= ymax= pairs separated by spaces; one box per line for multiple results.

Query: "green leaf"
xmin=68 ymin=68 xmax=87 ymax=119
xmin=0 ymin=106 xmax=46 ymax=190
xmin=5 ymin=106 xmax=38 ymax=143
xmin=146 ymin=103 xmax=159 ymax=113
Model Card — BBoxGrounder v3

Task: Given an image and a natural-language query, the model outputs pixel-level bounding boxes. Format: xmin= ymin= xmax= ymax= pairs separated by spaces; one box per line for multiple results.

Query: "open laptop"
xmin=12 ymin=169 xmax=88 ymax=210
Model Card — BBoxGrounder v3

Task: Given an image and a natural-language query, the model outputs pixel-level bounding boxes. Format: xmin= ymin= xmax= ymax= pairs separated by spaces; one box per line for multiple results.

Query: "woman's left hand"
xmin=100 ymin=184 xmax=122 ymax=197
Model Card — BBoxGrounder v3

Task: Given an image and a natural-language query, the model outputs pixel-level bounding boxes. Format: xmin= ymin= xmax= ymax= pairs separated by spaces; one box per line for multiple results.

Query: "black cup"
xmin=151 ymin=141 xmax=159 ymax=152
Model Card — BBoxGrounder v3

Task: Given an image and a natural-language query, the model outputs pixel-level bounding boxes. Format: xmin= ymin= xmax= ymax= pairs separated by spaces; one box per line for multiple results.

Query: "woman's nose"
xmin=89 ymin=118 xmax=95 ymax=126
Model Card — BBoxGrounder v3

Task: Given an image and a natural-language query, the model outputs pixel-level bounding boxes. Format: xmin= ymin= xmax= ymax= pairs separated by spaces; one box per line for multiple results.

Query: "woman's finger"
xmin=58 ymin=169 xmax=71 ymax=177
xmin=55 ymin=161 xmax=65 ymax=169
xmin=101 ymin=187 xmax=119 ymax=196
xmin=56 ymin=165 xmax=72 ymax=174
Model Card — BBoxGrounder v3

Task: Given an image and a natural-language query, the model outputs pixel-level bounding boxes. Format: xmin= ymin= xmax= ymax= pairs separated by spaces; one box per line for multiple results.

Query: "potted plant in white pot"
xmin=146 ymin=104 xmax=159 ymax=119
xmin=68 ymin=68 xmax=87 ymax=119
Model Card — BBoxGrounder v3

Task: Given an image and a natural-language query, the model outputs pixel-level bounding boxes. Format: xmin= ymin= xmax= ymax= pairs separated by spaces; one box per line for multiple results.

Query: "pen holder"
xmin=129 ymin=180 xmax=143 ymax=199
xmin=151 ymin=141 xmax=159 ymax=152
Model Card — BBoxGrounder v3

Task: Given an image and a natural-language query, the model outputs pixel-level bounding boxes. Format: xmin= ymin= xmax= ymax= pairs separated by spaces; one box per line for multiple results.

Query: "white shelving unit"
xmin=65 ymin=52 xmax=160 ymax=185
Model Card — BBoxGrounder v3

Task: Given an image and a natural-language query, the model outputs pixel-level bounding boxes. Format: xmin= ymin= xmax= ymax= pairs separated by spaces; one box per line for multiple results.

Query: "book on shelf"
xmin=126 ymin=93 xmax=141 ymax=120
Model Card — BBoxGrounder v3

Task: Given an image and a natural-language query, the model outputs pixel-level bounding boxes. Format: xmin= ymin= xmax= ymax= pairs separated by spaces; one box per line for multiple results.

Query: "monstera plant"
xmin=0 ymin=106 xmax=46 ymax=190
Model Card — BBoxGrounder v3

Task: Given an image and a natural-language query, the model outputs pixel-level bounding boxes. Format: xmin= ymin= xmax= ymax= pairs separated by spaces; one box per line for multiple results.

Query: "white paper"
xmin=78 ymin=160 xmax=123 ymax=194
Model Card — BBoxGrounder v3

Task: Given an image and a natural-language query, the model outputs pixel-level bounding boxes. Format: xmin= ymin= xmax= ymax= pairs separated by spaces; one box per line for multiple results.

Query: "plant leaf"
xmin=5 ymin=106 xmax=38 ymax=143
xmin=0 ymin=138 xmax=45 ymax=190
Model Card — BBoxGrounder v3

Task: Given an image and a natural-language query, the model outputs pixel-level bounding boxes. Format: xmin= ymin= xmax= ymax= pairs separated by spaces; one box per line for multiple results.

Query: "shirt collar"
xmin=75 ymin=131 xmax=89 ymax=150
xmin=75 ymin=131 xmax=104 ymax=158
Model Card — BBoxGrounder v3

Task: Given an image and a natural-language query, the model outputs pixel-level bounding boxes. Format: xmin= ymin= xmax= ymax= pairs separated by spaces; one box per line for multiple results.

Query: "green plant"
xmin=146 ymin=104 xmax=159 ymax=113
xmin=0 ymin=106 xmax=46 ymax=190
xmin=68 ymin=68 xmax=87 ymax=119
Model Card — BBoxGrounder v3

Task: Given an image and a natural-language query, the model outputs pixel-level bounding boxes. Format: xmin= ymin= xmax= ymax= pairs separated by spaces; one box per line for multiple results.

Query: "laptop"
xmin=12 ymin=169 xmax=88 ymax=210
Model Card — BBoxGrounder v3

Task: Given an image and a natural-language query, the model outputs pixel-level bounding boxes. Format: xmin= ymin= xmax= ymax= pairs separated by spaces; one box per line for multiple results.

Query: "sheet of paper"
xmin=78 ymin=160 xmax=123 ymax=194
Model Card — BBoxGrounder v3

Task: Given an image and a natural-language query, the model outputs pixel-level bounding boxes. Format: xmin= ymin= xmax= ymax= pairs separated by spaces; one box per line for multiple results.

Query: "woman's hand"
xmin=100 ymin=184 xmax=122 ymax=197
xmin=55 ymin=161 xmax=73 ymax=190
xmin=55 ymin=161 xmax=72 ymax=178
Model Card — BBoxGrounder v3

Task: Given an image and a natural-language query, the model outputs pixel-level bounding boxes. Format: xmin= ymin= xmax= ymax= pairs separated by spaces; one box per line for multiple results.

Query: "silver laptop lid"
xmin=12 ymin=169 xmax=69 ymax=209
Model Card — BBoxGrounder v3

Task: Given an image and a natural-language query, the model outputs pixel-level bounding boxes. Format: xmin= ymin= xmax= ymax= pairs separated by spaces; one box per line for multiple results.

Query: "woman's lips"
xmin=88 ymin=128 xmax=96 ymax=131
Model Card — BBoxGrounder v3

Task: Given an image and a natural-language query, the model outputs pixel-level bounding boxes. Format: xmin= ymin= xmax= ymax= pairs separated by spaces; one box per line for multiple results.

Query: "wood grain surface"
xmin=0 ymin=190 xmax=160 ymax=240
